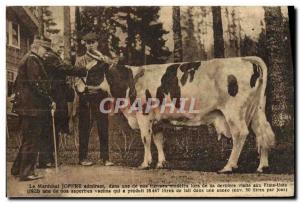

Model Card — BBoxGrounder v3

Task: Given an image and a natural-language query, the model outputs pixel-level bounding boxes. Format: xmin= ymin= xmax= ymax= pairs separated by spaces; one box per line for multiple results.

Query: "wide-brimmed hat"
xmin=82 ymin=32 xmax=99 ymax=41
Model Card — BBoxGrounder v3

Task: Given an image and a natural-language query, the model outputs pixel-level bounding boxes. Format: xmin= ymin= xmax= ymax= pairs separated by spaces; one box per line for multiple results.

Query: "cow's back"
xmin=131 ymin=58 xmax=261 ymax=118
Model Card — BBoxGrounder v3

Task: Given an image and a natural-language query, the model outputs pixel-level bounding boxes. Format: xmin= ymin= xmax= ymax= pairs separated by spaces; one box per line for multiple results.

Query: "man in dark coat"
xmin=75 ymin=32 xmax=115 ymax=166
xmin=11 ymin=37 xmax=86 ymax=179
xmin=37 ymin=47 xmax=76 ymax=168
xmin=11 ymin=37 xmax=55 ymax=181
xmin=37 ymin=40 xmax=90 ymax=168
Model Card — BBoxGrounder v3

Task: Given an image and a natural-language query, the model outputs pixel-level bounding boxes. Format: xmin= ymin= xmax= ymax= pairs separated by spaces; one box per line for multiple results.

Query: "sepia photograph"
xmin=6 ymin=5 xmax=294 ymax=198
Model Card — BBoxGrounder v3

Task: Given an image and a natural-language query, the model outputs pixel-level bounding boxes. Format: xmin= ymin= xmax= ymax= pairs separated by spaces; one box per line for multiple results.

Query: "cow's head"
xmin=102 ymin=64 xmax=137 ymax=105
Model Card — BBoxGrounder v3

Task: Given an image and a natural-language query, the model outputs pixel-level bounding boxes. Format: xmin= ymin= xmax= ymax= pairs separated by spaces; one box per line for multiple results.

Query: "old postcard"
xmin=6 ymin=6 xmax=294 ymax=198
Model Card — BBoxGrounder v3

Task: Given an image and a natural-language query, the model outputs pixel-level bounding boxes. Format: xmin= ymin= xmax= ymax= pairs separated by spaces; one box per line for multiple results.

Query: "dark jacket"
xmin=13 ymin=52 xmax=53 ymax=116
xmin=86 ymin=61 xmax=109 ymax=87
xmin=42 ymin=50 xmax=83 ymax=134
xmin=12 ymin=49 xmax=86 ymax=117
xmin=75 ymin=53 xmax=110 ymax=95
xmin=42 ymin=50 xmax=78 ymax=103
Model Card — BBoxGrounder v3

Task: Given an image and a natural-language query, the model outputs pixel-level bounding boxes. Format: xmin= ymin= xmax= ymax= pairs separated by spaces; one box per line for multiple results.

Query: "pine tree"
xmin=256 ymin=20 xmax=268 ymax=62
xmin=126 ymin=7 xmax=172 ymax=65
xmin=264 ymin=6 xmax=292 ymax=131
xmin=80 ymin=7 xmax=122 ymax=57
xmin=43 ymin=7 xmax=60 ymax=35
xmin=194 ymin=7 xmax=210 ymax=59
xmin=240 ymin=35 xmax=256 ymax=56
xmin=29 ymin=6 xmax=60 ymax=37
xmin=172 ymin=6 xmax=183 ymax=62
xmin=182 ymin=7 xmax=200 ymax=61
xmin=212 ymin=6 xmax=225 ymax=58
xmin=79 ymin=7 xmax=171 ymax=65
xmin=115 ymin=7 xmax=136 ymax=64
xmin=224 ymin=7 xmax=241 ymax=57
xmin=135 ymin=7 xmax=171 ymax=64
xmin=63 ymin=7 xmax=71 ymax=61
xmin=37 ymin=7 xmax=44 ymax=37
xmin=74 ymin=6 xmax=86 ymax=57
xmin=281 ymin=14 xmax=294 ymax=135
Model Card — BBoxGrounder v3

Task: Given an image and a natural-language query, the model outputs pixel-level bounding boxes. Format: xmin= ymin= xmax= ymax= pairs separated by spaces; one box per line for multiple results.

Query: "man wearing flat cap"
xmin=75 ymin=31 xmax=115 ymax=166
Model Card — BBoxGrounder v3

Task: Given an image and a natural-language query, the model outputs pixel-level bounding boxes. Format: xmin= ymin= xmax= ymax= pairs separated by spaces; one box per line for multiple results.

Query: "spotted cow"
xmin=99 ymin=56 xmax=275 ymax=173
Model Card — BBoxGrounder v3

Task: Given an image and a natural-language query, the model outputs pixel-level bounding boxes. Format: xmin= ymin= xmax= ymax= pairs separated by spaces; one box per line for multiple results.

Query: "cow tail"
xmin=243 ymin=56 xmax=275 ymax=151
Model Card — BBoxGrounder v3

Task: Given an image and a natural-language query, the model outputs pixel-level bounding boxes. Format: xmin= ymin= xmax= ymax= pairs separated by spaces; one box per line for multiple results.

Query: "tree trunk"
xmin=264 ymin=7 xmax=292 ymax=129
xmin=64 ymin=6 xmax=71 ymax=61
xmin=141 ymin=16 xmax=146 ymax=65
xmin=75 ymin=6 xmax=86 ymax=56
xmin=126 ymin=10 xmax=134 ymax=65
xmin=172 ymin=6 xmax=183 ymax=62
xmin=212 ymin=6 xmax=225 ymax=58
xmin=224 ymin=7 xmax=241 ymax=57
xmin=37 ymin=7 xmax=44 ymax=38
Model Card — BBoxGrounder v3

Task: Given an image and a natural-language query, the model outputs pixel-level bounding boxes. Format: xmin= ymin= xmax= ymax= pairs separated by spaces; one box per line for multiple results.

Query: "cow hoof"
xmin=156 ymin=161 xmax=167 ymax=169
xmin=217 ymin=169 xmax=233 ymax=174
xmin=218 ymin=165 xmax=237 ymax=174
xmin=257 ymin=167 xmax=270 ymax=173
xmin=138 ymin=163 xmax=151 ymax=170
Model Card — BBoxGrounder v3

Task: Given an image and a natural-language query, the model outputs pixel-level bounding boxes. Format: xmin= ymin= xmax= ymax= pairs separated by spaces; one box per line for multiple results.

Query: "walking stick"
xmin=51 ymin=108 xmax=58 ymax=173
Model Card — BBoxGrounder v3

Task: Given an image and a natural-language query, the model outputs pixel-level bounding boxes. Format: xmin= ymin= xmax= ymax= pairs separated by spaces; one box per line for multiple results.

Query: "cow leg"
xmin=219 ymin=119 xmax=249 ymax=173
xmin=251 ymin=109 xmax=275 ymax=173
xmin=136 ymin=114 xmax=152 ymax=169
xmin=153 ymin=132 xmax=166 ymax=169
xmin=257 ymin=148 xmax=269 ymax=173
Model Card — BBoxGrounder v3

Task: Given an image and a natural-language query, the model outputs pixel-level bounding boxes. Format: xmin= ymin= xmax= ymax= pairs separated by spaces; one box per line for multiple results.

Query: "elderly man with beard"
xmin=11 ymin=36 xmax=86 ymax=180
xmin=11 ymin=37 xmax=56 ymax=181
xmin=37 ymin=43 xmax=78 ymax=169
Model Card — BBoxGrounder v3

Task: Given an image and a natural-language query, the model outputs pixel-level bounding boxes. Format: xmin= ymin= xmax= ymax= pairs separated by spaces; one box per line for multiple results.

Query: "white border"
xmin=3 ymin=0 xmax=300 ymax=6
xmin=1 ymin=1 xmax=298 ymax=203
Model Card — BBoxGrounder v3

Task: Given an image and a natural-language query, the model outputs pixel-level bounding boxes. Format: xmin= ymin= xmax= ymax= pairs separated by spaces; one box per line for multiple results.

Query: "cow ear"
xmin=133 ymin=68 xmax=145 ymax=84
xmin=127 ymin=69 xmax=136 ymax=103
xmin=129 ymin=87 xmax=136 ymax=105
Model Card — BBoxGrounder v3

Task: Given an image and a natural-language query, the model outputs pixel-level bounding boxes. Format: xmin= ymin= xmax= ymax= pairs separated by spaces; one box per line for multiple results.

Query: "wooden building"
xmin=6 ymin=7 xmax=39 ymax=97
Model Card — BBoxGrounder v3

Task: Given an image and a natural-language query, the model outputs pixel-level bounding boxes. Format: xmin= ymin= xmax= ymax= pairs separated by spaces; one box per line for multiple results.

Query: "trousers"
xmin=11 ymin=114 xmax=50 ymax=178
xmin=78 ymin=93 xmax=109 ymax=161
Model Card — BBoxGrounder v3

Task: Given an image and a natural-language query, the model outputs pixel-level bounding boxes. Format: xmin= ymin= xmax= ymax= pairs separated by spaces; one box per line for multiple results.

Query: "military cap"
xmin=32 ymin=36 xmax=52 ymax=49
